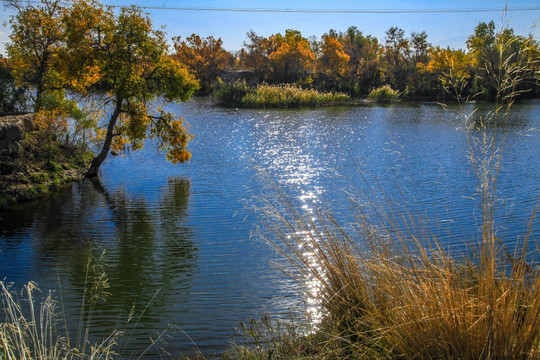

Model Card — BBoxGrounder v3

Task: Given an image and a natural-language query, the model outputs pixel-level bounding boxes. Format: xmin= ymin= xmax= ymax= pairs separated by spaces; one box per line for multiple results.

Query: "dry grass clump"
xmin=258 ymin=174 xmax=539 ymax=359
xmin=240 ymin=84 xmax=350 ymax=108
xmin=0 ymin=250 xmax=164 ymax=360
xmin=367 ymin=85 xmax=400 ymax=103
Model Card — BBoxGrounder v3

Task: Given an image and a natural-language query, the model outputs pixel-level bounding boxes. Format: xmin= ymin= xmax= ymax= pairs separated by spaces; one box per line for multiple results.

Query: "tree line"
xmin=175 ymin=23 xmax=539 ymax=99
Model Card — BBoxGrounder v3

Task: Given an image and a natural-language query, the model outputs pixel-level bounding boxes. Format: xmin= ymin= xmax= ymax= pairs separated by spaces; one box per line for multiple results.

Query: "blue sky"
xmin=1 ymin=0 xmax=539 ymax=55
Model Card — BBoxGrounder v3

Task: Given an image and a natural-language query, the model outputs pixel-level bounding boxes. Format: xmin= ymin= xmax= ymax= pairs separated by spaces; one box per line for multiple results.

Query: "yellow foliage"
xmin=319 ymin=34 xmax=350 ymax=78
xmin=34 ymin=109 xmax=68 ymax=135
xmin=172 ymin=34 xmax=230 ymax=90
xmin=111 ymin=135 xmax=129 ymax=153
xmin=426 ymin=47 xmax=471 ymax=80
xmin=266 ymin=30 xmax=315 ymax=82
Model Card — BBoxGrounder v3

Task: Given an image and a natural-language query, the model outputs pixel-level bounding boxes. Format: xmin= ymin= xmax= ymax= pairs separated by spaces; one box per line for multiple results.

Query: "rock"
xmin=0 ymin=113 xmax=34 ymax=155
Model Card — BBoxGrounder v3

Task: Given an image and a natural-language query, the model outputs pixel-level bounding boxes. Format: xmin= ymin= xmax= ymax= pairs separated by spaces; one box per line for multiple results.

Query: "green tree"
xmin=0 ymin=56 xmax=29 ymax=114
xmin=6 ymin=0 xmax=66 ymax=111
xmin=466 ymin=21 xmax=497 ymax=97
xmin=61 ymin=1 xmax=198 ymax=176
xmin=408 ymin=31 xmax=432 ymax=97
xmin=383 ymin=27 xmax=410 ymax=91
xmin=467 ymin=21 xmax=539 ymax=100
xmin=339 ymin=27 xmax=382 ymax=96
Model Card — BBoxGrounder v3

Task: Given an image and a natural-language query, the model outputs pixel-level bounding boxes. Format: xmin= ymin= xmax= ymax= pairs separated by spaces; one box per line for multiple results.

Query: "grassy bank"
xmin=0 ymin=129 xmax=93 ymax=210
xmin=215 ymin=82 xmax=351 ymax=108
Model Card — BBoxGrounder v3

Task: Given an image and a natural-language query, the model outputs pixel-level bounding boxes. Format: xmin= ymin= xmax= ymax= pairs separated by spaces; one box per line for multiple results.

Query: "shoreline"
xmin=0 ymin=114 xmax=92 ymax=210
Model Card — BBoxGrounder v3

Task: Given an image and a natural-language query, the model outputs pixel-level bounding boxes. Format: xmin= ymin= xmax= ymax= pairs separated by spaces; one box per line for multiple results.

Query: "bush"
xmin=214 ymin=80 xmax=251 ymax=107
xmin=239 ymin=84 xmax=350 ymax=108
xmin=368 ymin=85 xmax=400 ymax=103
xmin=215 ymin=82 xmax=351 ymax=108
xmin=44 ymin=160 xmax=63 ymax=173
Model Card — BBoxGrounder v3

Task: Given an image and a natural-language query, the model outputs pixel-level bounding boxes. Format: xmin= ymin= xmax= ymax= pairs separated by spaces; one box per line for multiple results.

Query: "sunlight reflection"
xmin=253 ymin=116 xmax=329 ymax=329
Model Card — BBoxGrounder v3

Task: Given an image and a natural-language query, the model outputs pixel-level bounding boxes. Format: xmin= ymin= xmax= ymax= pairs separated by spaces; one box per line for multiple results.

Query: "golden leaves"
xmin=319 ymin=34 xmax=350 ymax=78
xmin=34 ymin=109 xmax=68 ymax=135
xmin=172 ymin=34 xmax=230 ymax=91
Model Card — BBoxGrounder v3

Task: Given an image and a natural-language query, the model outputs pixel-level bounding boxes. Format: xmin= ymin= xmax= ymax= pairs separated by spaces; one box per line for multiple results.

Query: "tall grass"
xmin=0 ymin=249 xmax=164 ymax=359
xmin=253 ymin=24 xmax=540 ymax=359
xmin=216 ymin=83 xmax=350 ymax=108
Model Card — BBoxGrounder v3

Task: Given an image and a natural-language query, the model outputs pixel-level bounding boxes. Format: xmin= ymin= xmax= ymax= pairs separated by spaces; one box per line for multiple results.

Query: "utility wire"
xmin=118 ymin=6 xmax=540 ymax=14
xmin=10 ymin=1 xmax=540 ymax=14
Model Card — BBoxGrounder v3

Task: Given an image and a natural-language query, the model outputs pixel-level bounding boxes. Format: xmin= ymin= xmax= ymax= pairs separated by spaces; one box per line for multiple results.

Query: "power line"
xmin=92 ymin=5 xmax=540 ymax=14
xmin=122 ymin=6 xmax=540 ymax=14
xmin=11 ymin=2 xmax=540 ymax=14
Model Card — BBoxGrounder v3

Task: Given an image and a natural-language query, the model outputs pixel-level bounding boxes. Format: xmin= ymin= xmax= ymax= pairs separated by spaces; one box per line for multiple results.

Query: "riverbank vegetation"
xmin=367 ymin=84 xmax=400 ymax=103
xmin=0 ymin=114 xmax=93 ymax=209
xmin=0 ymin=1 xmax=538 ymax=174
xmin=215 ymin=82 xmax=351 ymax=108
xmin=226 ymin=24 xmax=540 ymax=359
xmin=173 ymin=22 xmax=539 ymax=103
xmin=0 ymin=250 xmax=170 ymax=360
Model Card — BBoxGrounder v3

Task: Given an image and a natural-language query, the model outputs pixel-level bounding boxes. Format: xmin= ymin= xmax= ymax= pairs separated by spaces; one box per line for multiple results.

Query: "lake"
xmin=1 ymin=98 xmax=539 ymax=357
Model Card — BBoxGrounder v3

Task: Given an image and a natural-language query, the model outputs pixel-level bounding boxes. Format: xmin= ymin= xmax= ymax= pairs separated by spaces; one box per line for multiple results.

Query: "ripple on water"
xmin=0 ymin=99 xmax=538 ymax=357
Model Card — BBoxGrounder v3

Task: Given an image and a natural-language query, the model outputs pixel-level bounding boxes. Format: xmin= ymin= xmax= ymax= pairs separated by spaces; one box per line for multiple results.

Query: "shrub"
xmin=259 ymin=171 xmax=539 ymax=359
xmin=368 ymin=85 xmax=400 ymax=103
xmin=214 ymin=80 xmax=251 ymax=107
xmin=44 ymin=160 xmax=63 ymax=173
xmin=240 ymin=84 xmax=350 ymax=108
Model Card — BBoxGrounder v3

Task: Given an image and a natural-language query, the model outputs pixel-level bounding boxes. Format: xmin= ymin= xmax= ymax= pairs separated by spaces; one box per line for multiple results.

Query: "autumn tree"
xmin=316 ymin=33 xmax=350 ymax=90
xmin=6 ymin=0 xmax=87 ymax=158
xmin=6 ymin=0 xmax=66 ymax=111
xmin=426 ymin=47 xmax=472 ymax=100
xmin=242 ymin=30 xmax=273 ymax=77
xmin=267 ymin=29 xmax=315 ymax=83
xmin=60 ymin=1 xmax=198 ymax=176
xmin=172 ymin=34 xmax=232 ymax=93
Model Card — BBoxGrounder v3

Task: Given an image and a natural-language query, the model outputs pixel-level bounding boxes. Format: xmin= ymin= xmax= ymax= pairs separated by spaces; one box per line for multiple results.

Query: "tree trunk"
xmin=86 ymin=99 xmax=122 ymax=177
xmin=34 ymin=54 xmax=49 ymax=112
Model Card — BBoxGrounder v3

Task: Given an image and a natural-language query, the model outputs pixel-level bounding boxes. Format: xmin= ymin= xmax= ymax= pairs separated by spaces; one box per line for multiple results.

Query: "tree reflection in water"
xmin=0 ymin=177 xmax=197 ymax=356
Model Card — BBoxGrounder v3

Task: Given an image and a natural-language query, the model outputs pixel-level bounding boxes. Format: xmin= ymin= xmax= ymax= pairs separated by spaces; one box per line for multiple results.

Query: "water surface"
xmin=1 ymin=99 xmax=539 ymax=356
